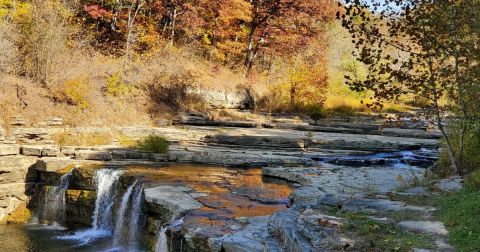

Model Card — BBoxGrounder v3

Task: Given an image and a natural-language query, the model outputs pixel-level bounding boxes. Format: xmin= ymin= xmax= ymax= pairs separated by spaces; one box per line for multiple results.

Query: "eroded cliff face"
xmin=0 ymin=155 xmax=38 ymax=223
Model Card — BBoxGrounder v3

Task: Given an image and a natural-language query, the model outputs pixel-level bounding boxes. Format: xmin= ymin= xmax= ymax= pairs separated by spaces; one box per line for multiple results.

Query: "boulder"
xmin=220 ymin=216 xmax=283 ymax=252
xmin=144 ymin=186 xmax=202 ymax=217
xmin=398 ymin=221 xmax=448 ymax=236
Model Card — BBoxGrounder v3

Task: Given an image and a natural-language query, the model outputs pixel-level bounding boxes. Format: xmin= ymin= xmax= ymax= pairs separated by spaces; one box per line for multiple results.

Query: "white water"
xmin=42 ymin=170 xmax=74 ymax=226
xmin=155 ymin=227 xmax=168 ymax=252
xmin=93 ymin=169 xmax=124 ymax=230
xmin=57 ymin=169 xmax=123 ymax=245
xmin=154 ymin=218 xmax=184 ymax=252
xmin=113 ymin=180 xmax=144 ymax=251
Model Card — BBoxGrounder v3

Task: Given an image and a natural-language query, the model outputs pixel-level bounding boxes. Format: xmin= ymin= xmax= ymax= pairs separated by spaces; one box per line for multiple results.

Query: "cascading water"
xmin=93 ymin=169 xmax=124 ymax=230
xmin=155 ymin=218 xmax=184 ymax=252
xmin=42 ymin=169 xmax=74 ymax=227
xmin=113 ymin=180 xmax=144 ymax=251
xmin=155 ymin=227 xmax=168 ymax=252
xmin=57 ymin=169 xmax=123 ymax=245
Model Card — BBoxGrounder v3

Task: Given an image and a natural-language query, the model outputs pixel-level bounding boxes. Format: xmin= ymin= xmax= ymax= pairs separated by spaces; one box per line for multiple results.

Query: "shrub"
xmin=105 ymin=72 xmax=129 ymax=97
xmin=329 ymin=104 xmax=356 ymax=116
xmin=307 ymin=106 xmax=327 ymax=121
xmin=136 ymin=135 xmax=169 ymax=154
xmin=437 ymin=123 xmax=480 ymax=177
xmin=147 ymin=70 xmax=206 ymax=114
xmin=53 ymin=77 xmax=92 ymax=110
xmin=465 ymin=170 xmax=480 ymax=191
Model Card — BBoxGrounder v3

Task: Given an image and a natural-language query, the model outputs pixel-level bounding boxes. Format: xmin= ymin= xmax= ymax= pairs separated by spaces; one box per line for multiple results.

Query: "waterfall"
xmin=155 ymin=227 xmax=168 ymax=252
xmin=42 ymin=169 xmax=74 ymax=226
xmin=92 ymin=169 xmax=123 ymax=230
xmin=113 ymin=180 xmax=143 ymax=250
xmin=155 ymin=218 xmax=184 ymax=252
xmin=57 ymin=169 xmax=123 ymax=245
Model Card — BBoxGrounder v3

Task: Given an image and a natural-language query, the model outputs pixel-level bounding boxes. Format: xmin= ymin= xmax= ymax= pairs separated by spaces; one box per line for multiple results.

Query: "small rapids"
xmin=316 ymin=149 xmax=438 ymax=168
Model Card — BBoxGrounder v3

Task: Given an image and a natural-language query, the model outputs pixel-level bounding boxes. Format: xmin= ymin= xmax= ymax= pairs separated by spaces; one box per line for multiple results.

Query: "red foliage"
xmin=84 ymin=4 xmax=112 ymax=19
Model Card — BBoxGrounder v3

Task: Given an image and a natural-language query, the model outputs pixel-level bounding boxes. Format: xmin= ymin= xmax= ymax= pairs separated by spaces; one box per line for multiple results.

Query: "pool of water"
xmin=126 ymin=165 xmax=294 ymax=238
xmin=1 ymin=164 xmax=294 ymax=252
xmin=0 ymin=224 xmax=114 ymax=252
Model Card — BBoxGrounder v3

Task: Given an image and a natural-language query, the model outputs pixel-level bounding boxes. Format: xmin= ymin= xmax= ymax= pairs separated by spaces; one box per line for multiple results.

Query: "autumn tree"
xmin=243 ymin=0 xmax=337 ymax=76
xmin=340 ymin=0 xmax=480 ymax=175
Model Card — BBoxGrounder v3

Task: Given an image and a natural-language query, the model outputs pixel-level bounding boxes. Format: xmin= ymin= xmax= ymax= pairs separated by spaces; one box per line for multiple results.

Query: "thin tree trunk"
xmin=429 ymin=60 xmax=459 ymax=175
xmin=170 ymin=6 xmax=177 ymax=46
xmin=450 ymin=0 xmax=467 ymax=175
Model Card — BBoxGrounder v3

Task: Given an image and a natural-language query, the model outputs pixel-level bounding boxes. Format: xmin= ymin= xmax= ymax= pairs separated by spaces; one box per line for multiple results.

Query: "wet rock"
xmin=112 ymin=150 xmax=128 ymax=159
xmin=398 ymin=221 xmax=448 ymax=236
xmin=144 ymin=186 xmax=202 ymax=217
xmin=65 ymin=189 xmax=96 ymax=226
xmin=403 ymin=187 xmax=429 ymax=195
xmin=433 ymin=178 xmax=463 ymax=192
xmin=268 ymin=209 xmax=314 ymax=252
xmin=0 ymin=144 xmax=20 ymax=156
xmin=296 ymin=208 xmax=344 ymax=248
xmin=220 ymin=216 xmax=283 ymax=252
xmin=126 ymin=151 xmax=143 ymax=159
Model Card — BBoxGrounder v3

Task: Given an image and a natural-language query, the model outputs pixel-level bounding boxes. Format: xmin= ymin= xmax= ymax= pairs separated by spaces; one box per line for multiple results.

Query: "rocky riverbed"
xmin=0 ymin=115 xmax=462 ymax=251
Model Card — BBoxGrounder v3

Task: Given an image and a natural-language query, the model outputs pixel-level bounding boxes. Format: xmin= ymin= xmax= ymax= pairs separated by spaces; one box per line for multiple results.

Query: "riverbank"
xmin=0 ymin=114 xmax=465 ymax=251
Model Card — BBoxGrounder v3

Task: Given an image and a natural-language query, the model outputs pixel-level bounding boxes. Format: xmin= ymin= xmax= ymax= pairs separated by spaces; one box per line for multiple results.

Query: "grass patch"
xmin=341 ymin=212 xmax=435 ymax=251
xmin=434 ymin=190 xmax=480 ymax=252
xmin=53 ymin=131 xmax=112 ymax=146
xmin=136 ymin=135 xmax=169 ymax=154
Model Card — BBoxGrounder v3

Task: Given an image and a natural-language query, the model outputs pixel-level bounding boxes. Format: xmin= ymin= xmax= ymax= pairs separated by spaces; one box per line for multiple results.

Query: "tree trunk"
xmin=429 ymin=60 xmax=459 ymax=175
xmin=170 ymin=6 xmax=177 ymax=46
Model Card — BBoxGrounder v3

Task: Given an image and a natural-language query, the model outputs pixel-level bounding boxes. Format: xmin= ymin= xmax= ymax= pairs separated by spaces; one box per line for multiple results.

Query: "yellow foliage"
xmin=106 ymin=72 xmax=129 ymax=97
xmin=64 ymin=77 xmax=92 ymax=109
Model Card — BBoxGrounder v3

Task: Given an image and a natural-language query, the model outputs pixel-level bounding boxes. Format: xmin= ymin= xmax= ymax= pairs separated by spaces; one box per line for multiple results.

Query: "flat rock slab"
xmin=35 ymin=157 xmax=76 ymax=172
xmin=144 ymin=186 xmax=202 ymax=216
xmin=0 ymin=144 xmax=20 ymax=156
xmin=22 ymin=145 xmax=61 ymax=157
xmin=74 ymin=150 xmax=113 ymax=161
xmin=433 ymin=179 xmax=463 ymax=192
xmin=398 ymin=221 xmax=448 ymax=236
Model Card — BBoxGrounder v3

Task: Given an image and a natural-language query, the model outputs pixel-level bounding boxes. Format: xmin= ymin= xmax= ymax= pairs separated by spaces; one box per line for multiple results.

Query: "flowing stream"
xmin=155 ymin=227 xmax=168 ymax=252
xmin=113 ymin=180 xmax=144 ymax=251
xmin=42 ymin=169 xmax=74 ymax=227
xmin=58 ymin=169 xmax=123 ymax=246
